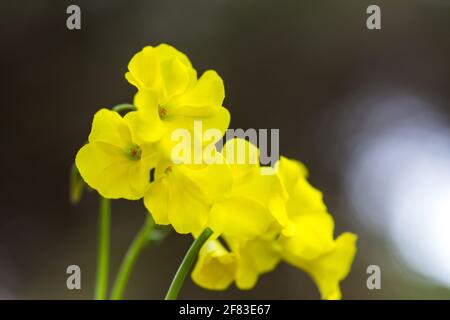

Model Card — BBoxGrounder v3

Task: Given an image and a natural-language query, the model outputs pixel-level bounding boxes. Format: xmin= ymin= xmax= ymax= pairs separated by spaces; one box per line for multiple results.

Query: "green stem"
xmin=110 ymin=217 xmax=155 ymax=300
xmin=95 ymin=197 xmax=111 ymax=300
xmin=165 ymin=228 xmax=213 ymax=300
xmin=112 ymin=104 xmax=136 ymax=114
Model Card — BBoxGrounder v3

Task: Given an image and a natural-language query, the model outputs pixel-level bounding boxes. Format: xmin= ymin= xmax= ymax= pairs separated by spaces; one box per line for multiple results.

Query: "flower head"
xmin=124 ymin=44 xmax=230 ymax=156
xmin=191 ymin=156 xmax=357 ymax=299
xmin=192 ymin=235 xmax=280 ymax=291
xmin=208 ymin=138 xmax=292 ymax=239
xmin=277 ymin=157 xmax=357 ymax=299
xmin=144 ymin=156 xmax=233 ymax=235
xmin=75 ymin=109 xmax=158 ymax=200
xmin=74 ymin=43 xmax=357 ymax=300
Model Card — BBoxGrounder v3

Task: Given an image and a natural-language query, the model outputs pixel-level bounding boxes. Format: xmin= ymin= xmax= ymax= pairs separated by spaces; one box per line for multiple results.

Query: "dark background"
xmin=1 ymin=0 xmax=450 ymax=299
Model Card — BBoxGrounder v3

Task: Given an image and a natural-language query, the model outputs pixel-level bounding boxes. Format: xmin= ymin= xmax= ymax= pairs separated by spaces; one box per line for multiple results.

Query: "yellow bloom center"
xmin=164 ymin=166 xmax=172 ymax=174
xmin=128 ymin=145 xmax=142 ymax=161
xmin=158 ymin=105 xmax=168 ymax=119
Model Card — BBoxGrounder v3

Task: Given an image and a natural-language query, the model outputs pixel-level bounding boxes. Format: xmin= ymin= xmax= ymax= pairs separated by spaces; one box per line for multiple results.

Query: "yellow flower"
xmin=191 ymin=240 xmax=236 ymax=290
xmin=276 ymin=157 xmax=357 ymax=299
xmin=75 ymin=109 xmax=158 ymax=200
xmin=227 ymin=235 xmax=280 ymax=289
xmin=208 ymin=138 xmax=293 ymax=239
xmin=124 ymin=44 xmax=230 ymax=156
xmin=281 ymin=232 xmax=357 ymax=300
xmin=192 ymin=235 xmax=280 ymax=290
xmin=143 ymin=138 xmax=285 ymax=239
xmin=144 ymin=156 xmax=233 ymax=235
xmin=73 ymin=42 xmax=358 ymax=300
xmin=192 ymin=156 xmax=357 ymax=298
xmin=125 ymin=44 xmax=196 ymax=97
xmin=276 ymin=156 xmax=332 ymax=259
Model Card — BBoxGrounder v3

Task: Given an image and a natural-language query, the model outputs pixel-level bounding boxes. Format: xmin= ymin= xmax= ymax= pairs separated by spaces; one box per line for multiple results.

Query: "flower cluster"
xmin=75 ymin=44 xmax=356 ymax=299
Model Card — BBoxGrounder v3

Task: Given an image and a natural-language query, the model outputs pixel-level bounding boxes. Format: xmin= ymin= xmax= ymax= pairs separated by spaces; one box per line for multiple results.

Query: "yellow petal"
xmin=279 ymin=212 xmax=336 ymax=260
xmin=235 ymin=252 xmax=259 ymax=290
xmin=286 ymin=174 xmax=327 ymax=220
xmin=160 ymin=58 xmax=191 ymax=99
xmin=232 ymin=237 xmax=281 ymax=290
xmin=234 ymin=172 xmax=293 ymax=235
xmin=222 ymin=138 xmax=260 ymax=183
xmin=159 ymin=106 xmax=230 ymax=158
xmin=276 ymin=157 xmax=325 ymax=220
xmin=276 ymin=156 xmax=308 ymax=195
xmin=144 ymin=178 xmax=170 ymax=225
xmin=125 ymin=94 xmax=166 ymax=143
xmin=220 ymin=139 xmax=295 ymax=235
xmin=75 ymin=142 xmax=146 ymax=200
xmin=88 ymin=108 xmax=132 ymax=150
xmin=172 ymin=70 xmax=224 ymax=107
xmin=127 ymin=143 xmax=158 ymax=195
xmin=238 ymin=238 xmax=280 ymax=274
xmin=146 ymin=174 xmax=203 ymax=233
xmin=145 ymin=160 xmax=232 ymax=234
xmin=125 ymin=46 xmax=161 ymax=91
xmin=192 ymin=240 xmax=236 ymax=290
xmin=209 ymin=196 xmax=273 ymax=239
xmin=177 ymin=162 xmax=232 ymax=203
xmin=283 ymin=232 xmax=357 ymax=300
xmin=166 ymin=103 xmax=230 ymax=133
xmin=154 ymin=43 xmax=192 ymax=68
xmin=166 ymin=180 xmax=210 ymax=234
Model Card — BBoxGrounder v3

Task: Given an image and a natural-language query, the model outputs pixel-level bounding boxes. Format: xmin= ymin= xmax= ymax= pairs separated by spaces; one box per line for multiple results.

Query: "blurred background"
xmin=1 ymin=0 xmax=449 ymax=299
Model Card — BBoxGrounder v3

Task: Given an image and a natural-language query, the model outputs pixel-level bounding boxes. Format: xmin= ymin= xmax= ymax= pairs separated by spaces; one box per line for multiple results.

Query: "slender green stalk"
xmin=95 ymin=197 xmax=111 ymax=300
xmin=165 ymin=228 xmax=213 ymax=300
xmin=112 ymin=104 xmax=136 ymax=113
xmin=110 ymin=217 xmax=155 ymax=300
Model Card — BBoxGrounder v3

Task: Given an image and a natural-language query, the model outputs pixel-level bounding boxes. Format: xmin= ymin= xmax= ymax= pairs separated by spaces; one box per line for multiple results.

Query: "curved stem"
xmin=110 ymin=217 xmax=155 ymax=300
xmin=112 ymin=104 xmax=136 ymax=114
xmin=165 ymin=228 xmax=213 ymax=300
xmin=95 ymin=197 xmax=111 ymax=300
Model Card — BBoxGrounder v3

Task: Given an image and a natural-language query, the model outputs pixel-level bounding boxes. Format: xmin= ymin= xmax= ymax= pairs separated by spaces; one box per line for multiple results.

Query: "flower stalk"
xmin=165 ymin=227 xmax=213 ymax=300
xmin=95 ymin=196 xmax=111 ymax=300
xmin=112 ymin=103 xmax=136 ymax=114
xmin=111 ymin=216 xmax=155 ymax=300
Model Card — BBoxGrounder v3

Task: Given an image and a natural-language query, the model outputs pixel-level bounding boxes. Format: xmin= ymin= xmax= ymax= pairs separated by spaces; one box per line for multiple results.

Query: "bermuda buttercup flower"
xmin=144 ymin=138 xmax=287 ymax=238
xmin=144 ymin=155 xmax=233 ymax=235
xmin=76 ymin=109 xmax=158 ymax=200
xmin=208 ymin=138 xmax=295 ymax=239
xmin=73 ymin=42 xmax=357 ymax=301
xmin=191 ymin=240 xmax=236 ymax=290
xmin=125 ymin=44 xmax=196 ymax=97
xmin=277 ymin=157 xmax=357 ymax=300
xmin=124 ymin=44 xmax=230 ymax=157
xmin=191 ymin=156 xmax=357 ymax=299
xmin=281 ymin=231 xmax=357 ymax=300
xmin=192 ymin=235 xmax=280 ymax=290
